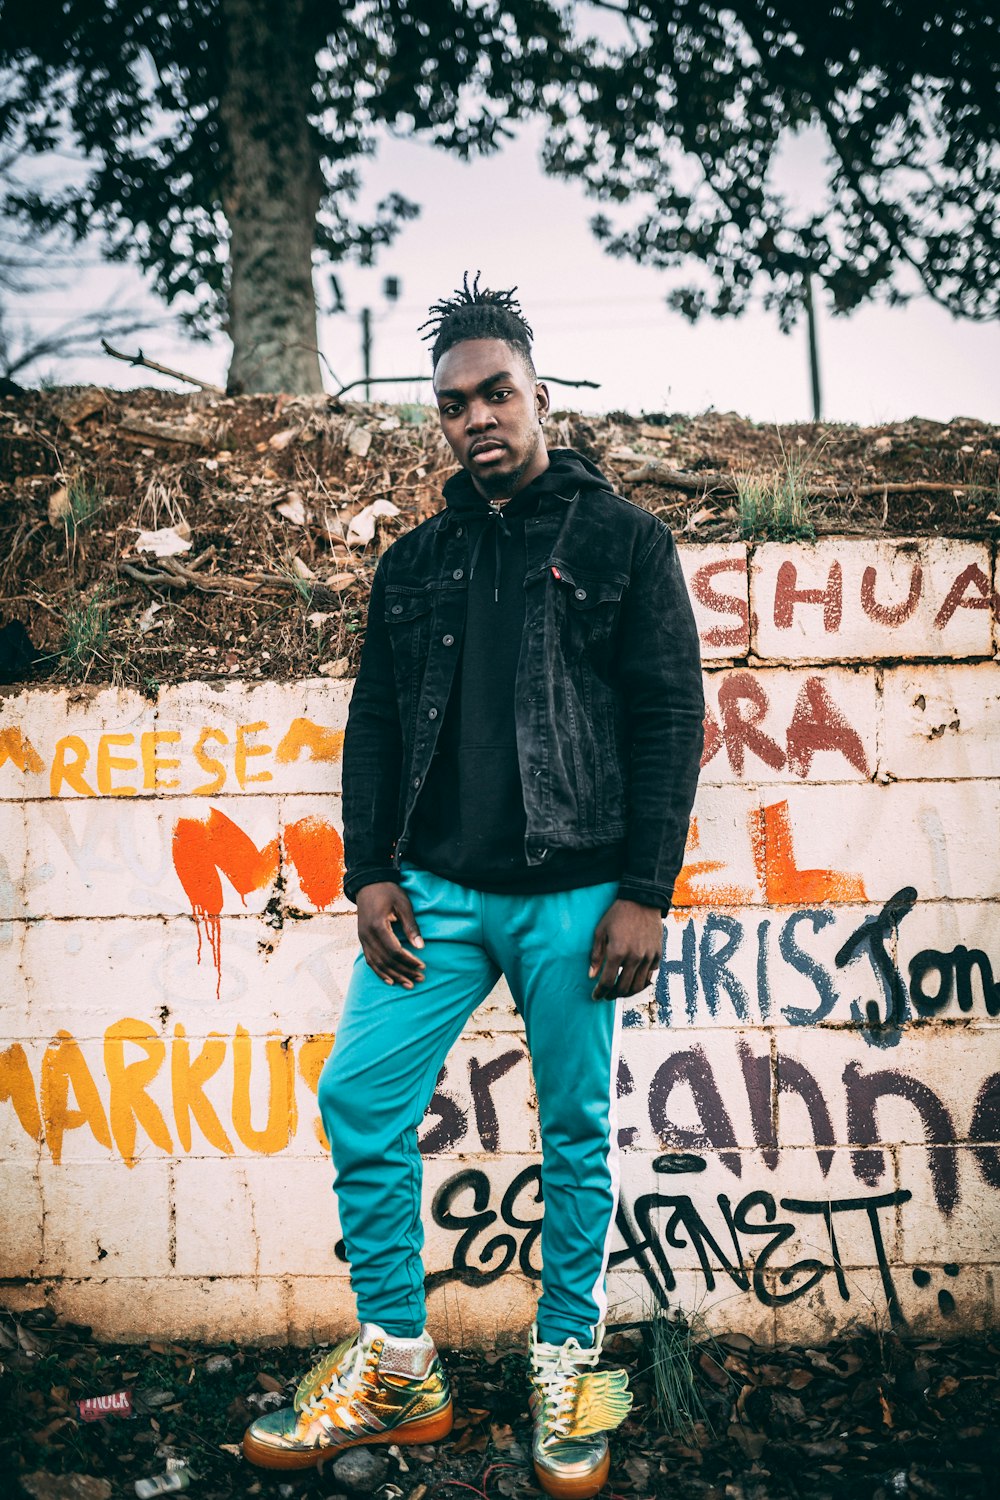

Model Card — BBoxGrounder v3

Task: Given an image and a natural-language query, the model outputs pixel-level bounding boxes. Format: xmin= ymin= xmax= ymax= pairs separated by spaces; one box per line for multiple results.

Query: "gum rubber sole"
xmin=532 ymin=1447 xmax=611 ymax=1500
xmin=242 ymin=1400 xmax=454 ymax=1470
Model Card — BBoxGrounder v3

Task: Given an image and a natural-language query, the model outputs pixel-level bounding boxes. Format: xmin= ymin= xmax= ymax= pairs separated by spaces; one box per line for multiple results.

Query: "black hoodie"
xmin=405 ymin=449 xmax=626 ymax=895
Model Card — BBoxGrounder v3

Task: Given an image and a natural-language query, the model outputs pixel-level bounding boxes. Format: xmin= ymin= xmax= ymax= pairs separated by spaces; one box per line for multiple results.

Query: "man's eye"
xmin=442 ymin=405 xmax=462 ymax=418
xmin=490 ymin=389 xmax=511 ymax=401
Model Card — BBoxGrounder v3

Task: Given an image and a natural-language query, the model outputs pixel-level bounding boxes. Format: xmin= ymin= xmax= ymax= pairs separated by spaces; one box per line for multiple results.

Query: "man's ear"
xmin=536 ymin=382 xmax=551 ymax=423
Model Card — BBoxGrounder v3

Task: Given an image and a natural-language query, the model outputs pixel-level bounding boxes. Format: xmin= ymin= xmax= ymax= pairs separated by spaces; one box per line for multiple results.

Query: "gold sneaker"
xmin=529 ymin=1323 xmax=632 ymax=1500
xmin=242 ymin=1323 xmax=453 ymax=1470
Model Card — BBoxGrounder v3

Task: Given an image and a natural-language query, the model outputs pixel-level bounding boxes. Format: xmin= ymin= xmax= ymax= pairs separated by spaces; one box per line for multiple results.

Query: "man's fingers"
xmin=394 ymin=892 xmax=425 ymax=949
xmin=588 ymin=924 xmax=608 ymax=979
xmin=592 ymin=950 xmax=625 ymax=999
xmin=362 ymin=915 xmax=426 ymax=988
xmin=619 ymin=956 xmax=651 ymax=997
xmin=593 ymin=949 xmax=661 ymax=999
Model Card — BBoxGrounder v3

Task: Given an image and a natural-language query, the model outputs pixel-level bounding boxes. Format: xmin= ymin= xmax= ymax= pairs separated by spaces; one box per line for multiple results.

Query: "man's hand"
xmin=589 ymin=899 xmax=662 ymax=999
xmin=357 ymin=882 xmax=426 ymax=989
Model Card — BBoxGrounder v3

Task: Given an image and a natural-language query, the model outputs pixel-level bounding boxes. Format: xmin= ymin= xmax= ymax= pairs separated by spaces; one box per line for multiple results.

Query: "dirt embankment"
xmin=0 ymin=386 xmax=996 ymax=690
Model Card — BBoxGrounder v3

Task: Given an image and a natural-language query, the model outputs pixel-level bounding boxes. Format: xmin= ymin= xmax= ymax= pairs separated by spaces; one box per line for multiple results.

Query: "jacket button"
xmin=574 ymin=587 xmax=587 ymax=600
xmin=412 ymin=776 xmax=421 ymax=788
xmin=428 ymin=707 xmax=438 ymax=719
xmin=452 ymin=568 xmax=464 ymax=580
xmin=442 ymin=634 xmax=455 ymax=646
xmin=391 ymin=604 xmax=403 ymax=614
xmin=456 ymin=526 xmax=464 ymax=537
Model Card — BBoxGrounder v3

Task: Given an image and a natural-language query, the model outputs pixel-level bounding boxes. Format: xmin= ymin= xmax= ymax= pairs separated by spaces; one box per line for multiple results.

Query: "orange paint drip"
xmin=751 ymin=800 xmax=867 ymax=905
xmin=284 ymin=816 xmax=345 ymax=909
xmin=172 ymin=807 xmax=280 ymax=996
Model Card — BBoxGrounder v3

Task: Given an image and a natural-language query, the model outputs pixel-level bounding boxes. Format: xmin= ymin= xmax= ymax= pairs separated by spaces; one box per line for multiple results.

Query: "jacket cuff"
xmin=343 ymin=865 xmax=402 ymax=905
xmin=616 ymin=878 xmax=673 ymax=918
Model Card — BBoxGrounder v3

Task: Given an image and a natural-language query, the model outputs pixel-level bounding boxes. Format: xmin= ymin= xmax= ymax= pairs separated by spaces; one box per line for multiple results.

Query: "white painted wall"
xmin=1 ymin=538 xmax=998 ymax=1345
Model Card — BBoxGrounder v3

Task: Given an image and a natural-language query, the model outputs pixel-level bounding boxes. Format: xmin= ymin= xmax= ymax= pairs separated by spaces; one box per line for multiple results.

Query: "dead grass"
xmin=0 ymin=388 xmax=996 ymax=689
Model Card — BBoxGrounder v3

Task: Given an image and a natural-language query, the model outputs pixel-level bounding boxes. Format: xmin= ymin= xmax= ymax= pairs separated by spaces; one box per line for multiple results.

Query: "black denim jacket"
xmin=341 ymin=483 xmax=705 ymax=911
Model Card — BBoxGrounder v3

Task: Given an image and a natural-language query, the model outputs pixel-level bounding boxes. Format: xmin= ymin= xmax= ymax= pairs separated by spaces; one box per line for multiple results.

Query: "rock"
xmin=47 ymin=485 xmax=71 ymax=526
xmin=203 ymin=1354 xmax=233 ymax=1375
xmin=329 ymin=1446 xmax=390 ymax=1492
xmin=138 ymin=1387 xmax=175 ymax=1408
xmin=245 ymin=1389 xmax=285 ymax=1412
xmin=20 ymin=1475 xmax=112 ymax=1500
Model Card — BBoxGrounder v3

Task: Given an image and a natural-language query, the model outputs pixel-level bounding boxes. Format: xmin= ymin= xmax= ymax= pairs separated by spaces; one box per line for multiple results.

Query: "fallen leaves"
xmin=3 ymin=1307 xmax=1000 ymax=1500
xmin=4 ymin=387 xmax=998 ymax=690
xmin=346 ymin=497 xmax=401 ymax=545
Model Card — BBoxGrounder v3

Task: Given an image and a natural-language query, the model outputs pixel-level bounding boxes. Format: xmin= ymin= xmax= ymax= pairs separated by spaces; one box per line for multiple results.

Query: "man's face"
xmin=433 ymin=338 xmax=550 ymax=500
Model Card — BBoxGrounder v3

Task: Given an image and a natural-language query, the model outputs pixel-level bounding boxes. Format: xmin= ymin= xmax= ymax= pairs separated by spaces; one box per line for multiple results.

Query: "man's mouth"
xmin=469 ymin=440 xmax=507 ymax=464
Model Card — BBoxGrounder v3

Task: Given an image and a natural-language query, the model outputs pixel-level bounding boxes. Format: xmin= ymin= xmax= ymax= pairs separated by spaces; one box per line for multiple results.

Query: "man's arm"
xmin=615 ymin=524 xmax=705 ymax=911
xmin=341 ymin=559 xmax=405 ymax=901
xmin=342 ymin=561 xmax=428 ymax=986
xmin=589 ymin=525 xmax=704 ymax=999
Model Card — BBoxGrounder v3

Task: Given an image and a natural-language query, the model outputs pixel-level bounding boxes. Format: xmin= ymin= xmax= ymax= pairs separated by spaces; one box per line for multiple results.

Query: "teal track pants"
xmin=318 ymin=863 xmax=623 ymax=1346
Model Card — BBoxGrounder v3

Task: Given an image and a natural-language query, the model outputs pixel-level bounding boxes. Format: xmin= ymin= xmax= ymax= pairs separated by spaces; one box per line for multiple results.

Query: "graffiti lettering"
xmin=909 ymin=945 xmax=1000 ymax=1017
xmin=423 ymin=1157 xmax=912 ymax=1322
xmin=673 ymin=798 xmax=868 ymax=910
xmin=0 ymin=716 xmax=346 ymax=798
xmin=657 ymin=885 xmax=999 ymax=1039
xmin=613 ymin=1157 xmax=909 ymax=1323
xmin=773 ymin=559 xmax=844 ymax=633
xmin=0 ymin=1023 xmax=334 ymax=1165
xmin=836 ymin=887 xmax=917 ymax=1047
xmin=171 ymin=807 xmax=344 ymax=991
xmin=702 ymin=672 xmax=869 ymax=779
xmin=425 ymin=1165 xmax=543 ymax=1291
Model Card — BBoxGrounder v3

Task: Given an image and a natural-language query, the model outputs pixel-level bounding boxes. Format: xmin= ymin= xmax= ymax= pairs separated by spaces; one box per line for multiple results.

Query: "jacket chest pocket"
xmin=551 ymin=567 xmax=628 ymax=654
xmin=384 ymin=590 xmax=437 ymax=720
xmin=385 ymin=589 xmax=435 ymax=658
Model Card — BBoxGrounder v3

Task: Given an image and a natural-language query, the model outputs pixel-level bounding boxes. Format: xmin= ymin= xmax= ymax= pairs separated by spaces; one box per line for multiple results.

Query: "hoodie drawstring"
xmin=467 ymin=506 xmax=510 ymax=604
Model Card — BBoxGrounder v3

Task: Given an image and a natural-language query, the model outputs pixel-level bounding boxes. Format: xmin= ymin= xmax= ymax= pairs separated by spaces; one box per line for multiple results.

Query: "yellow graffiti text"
xmin=6 ymin=716 xmax=343 ymax=798
xmin=3 ymin=1022 xmax=335 ymax=1166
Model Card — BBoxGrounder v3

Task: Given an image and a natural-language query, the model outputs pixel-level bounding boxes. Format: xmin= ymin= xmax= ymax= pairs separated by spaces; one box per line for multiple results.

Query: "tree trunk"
xmin=219 ymin=0 xmax=325 ymax=394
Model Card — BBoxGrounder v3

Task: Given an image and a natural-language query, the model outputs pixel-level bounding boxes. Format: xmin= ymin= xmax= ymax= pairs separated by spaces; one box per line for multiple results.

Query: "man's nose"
xmin=465 ymin=401 xmax=497 ymax=433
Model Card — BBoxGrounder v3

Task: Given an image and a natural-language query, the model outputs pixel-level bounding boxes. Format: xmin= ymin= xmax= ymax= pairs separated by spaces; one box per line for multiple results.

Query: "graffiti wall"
xmin=1 ymin=536 xmax=998 ymax=1345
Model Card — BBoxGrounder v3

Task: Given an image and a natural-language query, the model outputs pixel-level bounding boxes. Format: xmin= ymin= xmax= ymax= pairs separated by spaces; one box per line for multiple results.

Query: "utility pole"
xmin=361 ymin=308 xmax=372 ymax=402
xmin=804 ymin=274 xmax=822 ymax=423
xmin=356 ymin=280 xmax=399 ymax=403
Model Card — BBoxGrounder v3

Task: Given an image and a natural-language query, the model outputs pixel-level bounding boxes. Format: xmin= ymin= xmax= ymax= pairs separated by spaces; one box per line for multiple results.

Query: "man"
xmin=243 ymin=275 xmax=705 ymax=1498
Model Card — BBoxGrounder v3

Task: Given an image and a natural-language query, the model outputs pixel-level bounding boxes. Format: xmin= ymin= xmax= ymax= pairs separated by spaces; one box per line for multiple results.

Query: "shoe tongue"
xmin=359 ymin=1321 xmax=388 ymax=1345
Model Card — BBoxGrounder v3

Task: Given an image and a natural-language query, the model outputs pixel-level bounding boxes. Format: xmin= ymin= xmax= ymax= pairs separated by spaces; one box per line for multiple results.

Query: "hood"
xmin=442 ymin=447 xmax=615 ymax=517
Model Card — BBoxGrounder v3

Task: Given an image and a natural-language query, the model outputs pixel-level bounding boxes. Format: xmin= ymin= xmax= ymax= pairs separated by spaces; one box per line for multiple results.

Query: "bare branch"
xmin=331 ymin=373 xmax=602 ymax=399
xmin=101 ymin=340 xmax=225 ymax=393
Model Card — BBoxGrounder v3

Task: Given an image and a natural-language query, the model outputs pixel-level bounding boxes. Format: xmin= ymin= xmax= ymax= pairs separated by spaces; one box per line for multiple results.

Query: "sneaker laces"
xmin=299 ymin=1336 xmax=369 ymax=1420
xmin=531 ymin=1328 xmax=602 ymax=1438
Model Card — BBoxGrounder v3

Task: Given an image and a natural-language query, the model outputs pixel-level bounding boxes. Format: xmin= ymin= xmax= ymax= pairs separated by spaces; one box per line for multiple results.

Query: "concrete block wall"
xmin=1 ymin=537 xmax=998 ymax=1345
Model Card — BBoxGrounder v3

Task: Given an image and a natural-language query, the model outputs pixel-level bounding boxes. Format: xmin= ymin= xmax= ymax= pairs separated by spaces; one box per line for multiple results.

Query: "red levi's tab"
xmin=551 ymin=566 xmax=562 ymax=579
xmin=77 ymin=1388 xmax=134 ymax=1422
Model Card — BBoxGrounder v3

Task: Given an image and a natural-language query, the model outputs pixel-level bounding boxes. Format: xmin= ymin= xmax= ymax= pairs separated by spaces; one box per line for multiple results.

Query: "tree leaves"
xmin=539 ymin=2 xmax=1000 ymax=328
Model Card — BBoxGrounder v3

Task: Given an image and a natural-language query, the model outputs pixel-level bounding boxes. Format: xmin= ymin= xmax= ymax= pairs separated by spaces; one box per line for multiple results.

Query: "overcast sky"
xmin=13 ymin=119 xmax=999 ymax=426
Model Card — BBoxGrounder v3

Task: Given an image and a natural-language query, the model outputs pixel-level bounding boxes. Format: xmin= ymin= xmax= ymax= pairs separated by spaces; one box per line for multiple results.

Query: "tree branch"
xmin=101 ymin=340 xmax=224 ymax=393
xmin=331 ymin=373 xmax=601 ymax=399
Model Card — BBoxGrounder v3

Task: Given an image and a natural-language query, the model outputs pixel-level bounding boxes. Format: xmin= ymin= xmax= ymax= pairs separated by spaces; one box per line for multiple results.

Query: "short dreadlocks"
xmin=420 ymin=271 xmax=535 ymax=374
